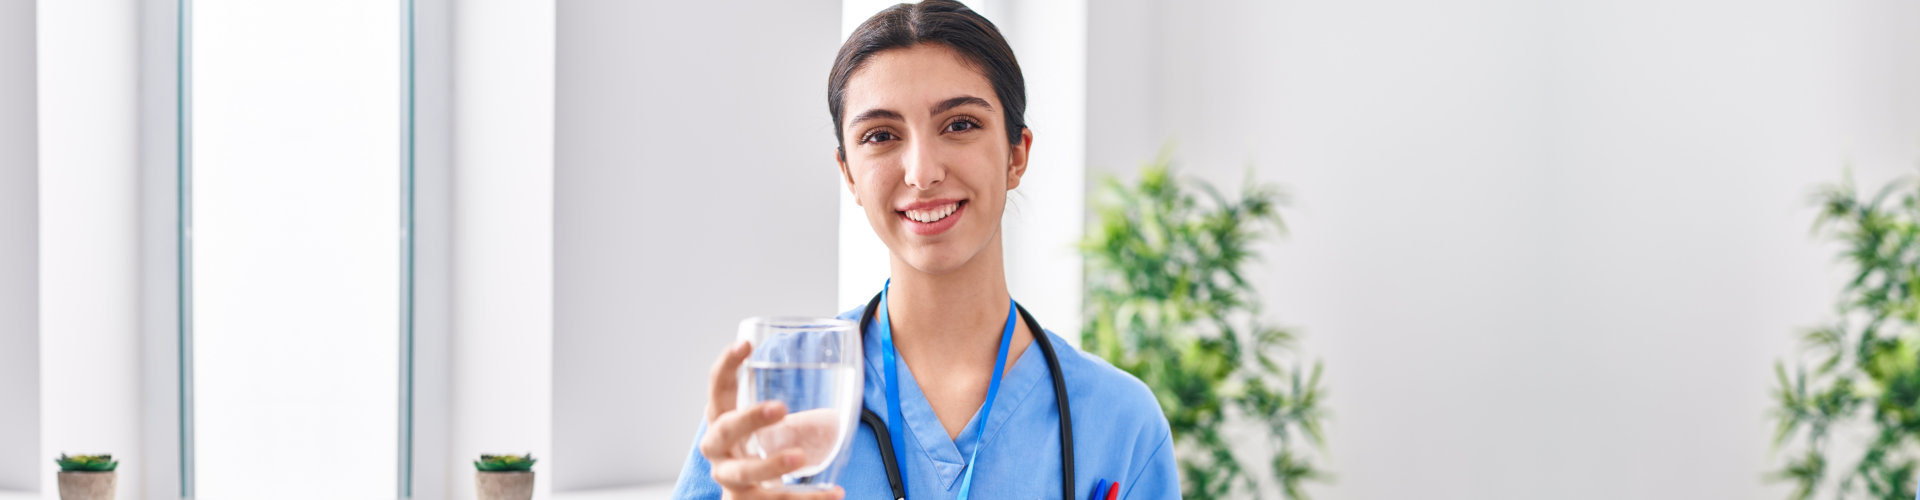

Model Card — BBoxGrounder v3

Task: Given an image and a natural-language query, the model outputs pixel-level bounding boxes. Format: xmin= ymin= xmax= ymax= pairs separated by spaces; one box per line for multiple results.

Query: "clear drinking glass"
xmin=736 ymin=317 xmax=864 ymax=490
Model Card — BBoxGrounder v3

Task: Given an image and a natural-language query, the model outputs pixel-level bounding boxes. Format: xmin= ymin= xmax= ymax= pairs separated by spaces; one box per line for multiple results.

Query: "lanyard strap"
xmin=877 ymin=280 xmax=1017 ymax=500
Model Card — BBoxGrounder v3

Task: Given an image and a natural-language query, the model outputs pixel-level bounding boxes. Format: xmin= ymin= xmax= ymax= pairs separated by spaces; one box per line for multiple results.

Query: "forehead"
xmin=841 ymin=43 xmax=999 ymax=119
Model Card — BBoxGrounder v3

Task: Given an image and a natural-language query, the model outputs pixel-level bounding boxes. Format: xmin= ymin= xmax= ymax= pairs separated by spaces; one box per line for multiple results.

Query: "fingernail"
xmin=731 ymin=340 xmax=750 ymax=354
xmin=762 ymin=402 xmax=784 ymax=418
xmin=785 ymin=452 xmax=802 ymax=467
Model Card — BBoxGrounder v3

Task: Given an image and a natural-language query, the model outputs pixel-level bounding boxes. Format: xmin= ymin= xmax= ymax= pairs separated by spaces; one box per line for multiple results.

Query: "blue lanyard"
xmin=876 ymin=279 xmax=1017 ymax=500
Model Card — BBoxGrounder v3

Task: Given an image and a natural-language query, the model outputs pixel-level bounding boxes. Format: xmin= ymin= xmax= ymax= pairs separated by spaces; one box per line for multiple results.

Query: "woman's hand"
xmin=701 ymin=341 xmax=846 ymax=500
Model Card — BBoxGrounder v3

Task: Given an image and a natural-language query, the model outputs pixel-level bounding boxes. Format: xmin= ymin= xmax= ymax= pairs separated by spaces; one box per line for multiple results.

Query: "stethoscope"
xmin=857 ymin=290 xmax=1075 ymax=500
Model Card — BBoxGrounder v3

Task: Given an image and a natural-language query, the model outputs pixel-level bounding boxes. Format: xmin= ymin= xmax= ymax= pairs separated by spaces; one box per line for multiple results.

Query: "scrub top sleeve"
xmin=668 ymin=420 xmax=723 ymax=500
xmin=1120 ymin=432 xmax=1180 ymax=500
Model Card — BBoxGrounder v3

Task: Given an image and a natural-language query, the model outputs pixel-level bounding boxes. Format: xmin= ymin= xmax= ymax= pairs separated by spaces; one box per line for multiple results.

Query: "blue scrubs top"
xmin=671 ymin=306 xmax=1180 ymax=499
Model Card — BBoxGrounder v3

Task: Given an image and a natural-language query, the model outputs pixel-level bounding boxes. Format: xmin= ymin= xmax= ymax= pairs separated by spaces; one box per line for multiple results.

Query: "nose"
xmin=901 ymin=138 xmax=944 ymax=190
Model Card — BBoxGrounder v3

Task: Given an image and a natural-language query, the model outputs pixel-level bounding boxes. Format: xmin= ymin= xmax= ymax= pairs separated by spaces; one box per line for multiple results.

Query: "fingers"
xmin=783 ymin=486 xmax=846 ymax=500
xmin=710 ymin=448 xmax=804 ymax=488
xmin=718 ymin=455 xmax=844 ymax=500
xmin=700 ymin=401 xmax=787 ymax=460
xmin=707 ymin=340 xmax=752 ymax=422
xmin=703 ymin=342 xmax=845 ymax=500
xmin=722 ymin=484 xmax=846 ymax=500
xmin=710 ymin=448 xmax=846 ymax=500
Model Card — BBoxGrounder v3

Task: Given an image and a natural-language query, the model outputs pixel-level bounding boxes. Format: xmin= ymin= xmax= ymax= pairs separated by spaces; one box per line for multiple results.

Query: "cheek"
xmin=851 ymin=165 xmax=897 ymax=214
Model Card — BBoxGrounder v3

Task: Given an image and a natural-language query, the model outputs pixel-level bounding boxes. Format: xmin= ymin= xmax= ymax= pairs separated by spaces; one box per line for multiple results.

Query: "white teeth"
xmin=905 ymin=203 xmax=959 ymax=223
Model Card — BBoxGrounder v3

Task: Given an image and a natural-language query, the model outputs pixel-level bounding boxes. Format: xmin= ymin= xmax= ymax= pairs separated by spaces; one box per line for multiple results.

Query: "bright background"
xmin=188 ymin=1 xmax=401 ymax=497
xmin=4 ymin=0 xmax=1919 ymax=499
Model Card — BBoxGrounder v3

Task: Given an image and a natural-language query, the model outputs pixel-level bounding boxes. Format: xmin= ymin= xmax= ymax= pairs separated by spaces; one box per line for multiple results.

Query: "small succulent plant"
xmin=54 ymin=454 xmax=118 ymax=472
xmin=474 ymin=453 xmax=536 ymax=472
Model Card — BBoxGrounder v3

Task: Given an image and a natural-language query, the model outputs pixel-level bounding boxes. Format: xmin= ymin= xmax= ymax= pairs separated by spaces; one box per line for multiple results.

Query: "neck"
xmin=882 ymin=231 xmax=1036 ymax=440
xmin=885 ymin=232 xmax=1013 ymax=361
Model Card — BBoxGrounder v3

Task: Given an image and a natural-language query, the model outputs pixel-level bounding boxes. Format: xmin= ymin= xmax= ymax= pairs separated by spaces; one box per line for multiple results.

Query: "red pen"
xmin=1104 ymin=480 xmax=1121 ymax=500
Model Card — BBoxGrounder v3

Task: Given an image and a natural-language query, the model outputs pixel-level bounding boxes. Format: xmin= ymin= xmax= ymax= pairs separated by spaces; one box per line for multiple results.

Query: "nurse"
xmin=671 ymin=1 xmax=1178 ymax=498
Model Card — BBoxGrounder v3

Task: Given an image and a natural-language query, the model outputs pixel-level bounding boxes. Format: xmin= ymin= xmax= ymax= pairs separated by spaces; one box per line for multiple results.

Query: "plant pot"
xmin=475 ymin=470 xmax=534 ymax=500
xmin=57 ymin=471 xmax=116 ymax=500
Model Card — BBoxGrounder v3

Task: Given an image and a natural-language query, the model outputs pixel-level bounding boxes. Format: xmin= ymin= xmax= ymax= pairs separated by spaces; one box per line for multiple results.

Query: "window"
xmin=185 ymin=1 xmax=409 ymax=497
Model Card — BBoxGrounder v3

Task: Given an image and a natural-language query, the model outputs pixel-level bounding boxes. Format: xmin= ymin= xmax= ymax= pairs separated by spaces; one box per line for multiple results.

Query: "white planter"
xmin=56 ymin=471 xmax=115 ymax=500
xmin=476 ymin=470 xmax=534 ymax=500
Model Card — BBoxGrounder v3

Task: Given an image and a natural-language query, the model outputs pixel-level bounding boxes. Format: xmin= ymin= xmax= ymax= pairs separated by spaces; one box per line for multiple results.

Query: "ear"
xmin=837 ymin=147 xmax=862 ymax=206
xmin=1005 ymin=127 xmax=1033 ymax=191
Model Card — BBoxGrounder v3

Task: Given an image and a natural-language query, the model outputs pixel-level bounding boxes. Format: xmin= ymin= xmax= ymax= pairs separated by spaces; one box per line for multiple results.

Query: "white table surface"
xmin=551 ymin=483 xmax=676 ymax=500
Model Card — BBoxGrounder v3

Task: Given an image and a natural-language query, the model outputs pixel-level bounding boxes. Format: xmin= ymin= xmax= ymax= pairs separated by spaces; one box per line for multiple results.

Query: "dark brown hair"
xmin=828 ymin=0 xmax=1027 ymax=159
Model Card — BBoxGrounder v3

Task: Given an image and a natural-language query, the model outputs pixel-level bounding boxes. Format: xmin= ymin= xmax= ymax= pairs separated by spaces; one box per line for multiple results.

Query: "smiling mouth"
xmin=900 ymin=200 xmax=965 ymax=224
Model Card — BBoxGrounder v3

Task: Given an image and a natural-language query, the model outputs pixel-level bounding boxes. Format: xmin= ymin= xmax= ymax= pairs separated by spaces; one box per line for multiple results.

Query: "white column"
xmin=36 ymin=0 xmax=143 ymax=497
xmin=449 ymin=0 xmax=555 ymax=498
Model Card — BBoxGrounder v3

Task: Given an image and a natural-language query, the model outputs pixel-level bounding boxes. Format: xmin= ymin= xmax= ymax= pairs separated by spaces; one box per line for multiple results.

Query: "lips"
xmin=897 ymin=200 xmax=967 ymax=236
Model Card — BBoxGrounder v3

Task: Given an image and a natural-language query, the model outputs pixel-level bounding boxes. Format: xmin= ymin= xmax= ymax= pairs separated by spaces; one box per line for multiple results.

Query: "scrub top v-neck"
xmin=671 ymin=306 xmax=1181 ymax=499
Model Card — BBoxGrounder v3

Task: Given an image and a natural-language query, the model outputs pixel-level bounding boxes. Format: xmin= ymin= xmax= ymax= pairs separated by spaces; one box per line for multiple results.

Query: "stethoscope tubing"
xmin=857 ymin=291 xmax=1075 ymax=500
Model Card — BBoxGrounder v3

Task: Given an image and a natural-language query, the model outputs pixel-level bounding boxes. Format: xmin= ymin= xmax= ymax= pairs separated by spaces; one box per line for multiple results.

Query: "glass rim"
xmin=740 ymin=316 xmax=859 ymax=330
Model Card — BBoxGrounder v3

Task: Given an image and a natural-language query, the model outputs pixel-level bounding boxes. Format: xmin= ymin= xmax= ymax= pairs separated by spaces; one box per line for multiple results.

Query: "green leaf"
xmin=1768 ymin=172 xmax=1920 ymax=500
xmin=1083 ymin=148 xmax=1328 ymax=499
xmin=474 ymin=453 xmax=537 ymax=472
xmin=53 ymin=454 xmax=118 ymax=472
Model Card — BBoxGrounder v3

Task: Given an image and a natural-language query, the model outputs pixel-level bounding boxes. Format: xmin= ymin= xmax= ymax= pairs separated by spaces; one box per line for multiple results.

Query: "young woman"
xmin=672 ymin=2 xmax=1176 ymax=498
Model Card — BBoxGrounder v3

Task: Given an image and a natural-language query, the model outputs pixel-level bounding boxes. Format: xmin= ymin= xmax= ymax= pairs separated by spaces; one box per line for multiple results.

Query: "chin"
xmin=899 ymin=246 xmax=976 ymax=276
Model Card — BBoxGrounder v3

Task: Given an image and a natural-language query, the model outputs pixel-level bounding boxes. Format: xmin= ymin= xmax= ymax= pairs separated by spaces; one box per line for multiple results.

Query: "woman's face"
xmin=837 ymin=43 xmax=1031 ymax=276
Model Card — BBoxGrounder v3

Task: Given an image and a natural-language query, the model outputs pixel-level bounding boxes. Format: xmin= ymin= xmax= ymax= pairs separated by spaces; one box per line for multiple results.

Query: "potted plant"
xmin=1082 ymin=155 xmax=1331 ymax=499
xmin=53 ymin=453 xmax=116 ymax=500
xmin=474 ymin=453 xmax=536 ymax=500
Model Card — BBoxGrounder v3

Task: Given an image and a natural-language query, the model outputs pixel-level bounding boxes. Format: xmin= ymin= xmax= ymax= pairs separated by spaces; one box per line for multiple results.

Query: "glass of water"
xmin=736 ymin=317 xmax=863 ymax=490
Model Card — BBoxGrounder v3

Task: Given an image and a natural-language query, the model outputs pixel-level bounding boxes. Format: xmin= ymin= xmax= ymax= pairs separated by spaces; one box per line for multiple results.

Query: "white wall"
xmin=1537 ymin=2 xmax=1918 ymax=497
xmin=553 ymin=0 xmax=843 ymax=490
xmin=0 ymin=0 xmax=39 ymax=493
xmin=36 ymin=0 xmax=144 ymax=497
xmin=448 ymin=0 xmax=556 ymax=499
xmin=1088 ymin=0 xmax=1920 ymax=498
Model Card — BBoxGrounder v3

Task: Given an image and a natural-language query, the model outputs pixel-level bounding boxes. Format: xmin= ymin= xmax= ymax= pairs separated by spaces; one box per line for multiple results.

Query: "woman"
xmin=672 ymin=2 xmax=1177 ymax=498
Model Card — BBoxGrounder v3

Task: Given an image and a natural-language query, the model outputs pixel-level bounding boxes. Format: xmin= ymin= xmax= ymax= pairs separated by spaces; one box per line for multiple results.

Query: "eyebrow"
xmin=847 ymin=108 xmax=904 ymax=128
xmin=931 ymin=95 xmax=993 ymax=115
xmin=846 ymin=95 xmax=995 ymax=128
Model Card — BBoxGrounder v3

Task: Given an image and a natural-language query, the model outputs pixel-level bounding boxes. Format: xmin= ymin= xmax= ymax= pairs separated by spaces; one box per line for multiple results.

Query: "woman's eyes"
xmin=859 ymin=119 xmax=978 ymax=145
xmin=945 ymin=118 xmax=979 ymax=133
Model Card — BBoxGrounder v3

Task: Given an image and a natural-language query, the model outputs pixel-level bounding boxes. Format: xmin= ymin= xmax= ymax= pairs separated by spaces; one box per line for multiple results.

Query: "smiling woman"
xmin=672 ymin=2 xmax=1176 ymax=499
xmin=832 ymin=41 xmax=1029 ymax=280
